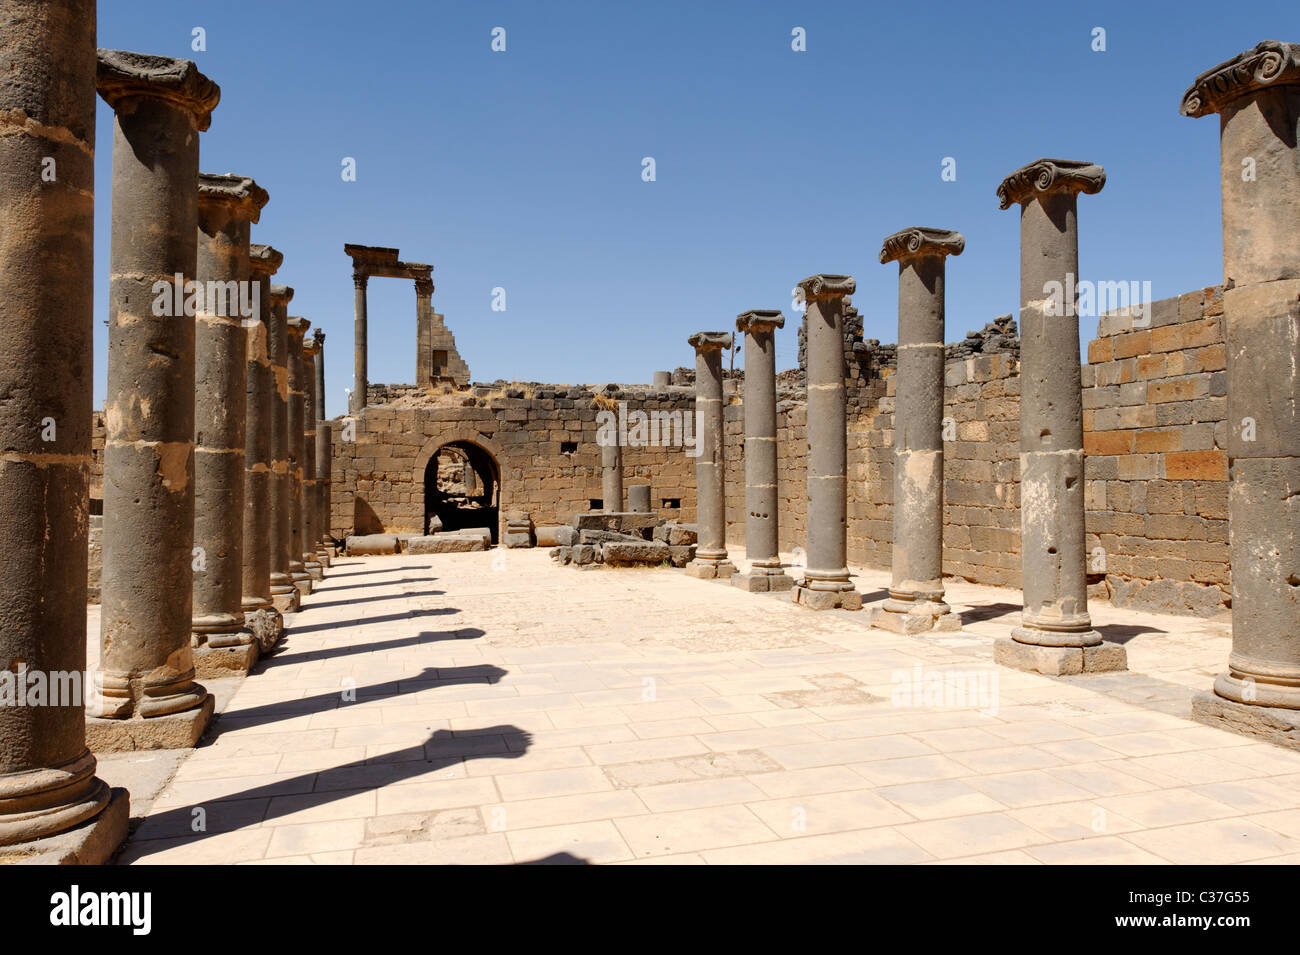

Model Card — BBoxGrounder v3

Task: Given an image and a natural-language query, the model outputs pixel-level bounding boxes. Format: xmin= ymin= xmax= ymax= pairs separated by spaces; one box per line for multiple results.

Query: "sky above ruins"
xmin=93 ymin=0 xmax=1292 ymax=415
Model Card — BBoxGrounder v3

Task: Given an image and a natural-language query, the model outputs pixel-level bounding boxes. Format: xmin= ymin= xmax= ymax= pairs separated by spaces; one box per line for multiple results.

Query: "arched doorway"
xmin=424 ymin=440 xmax=500 ymax=543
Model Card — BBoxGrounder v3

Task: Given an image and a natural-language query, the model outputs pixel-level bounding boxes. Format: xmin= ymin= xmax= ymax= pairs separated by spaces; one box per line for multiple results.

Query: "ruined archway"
xmin=423 ymin=440 xmax=500 ymax=543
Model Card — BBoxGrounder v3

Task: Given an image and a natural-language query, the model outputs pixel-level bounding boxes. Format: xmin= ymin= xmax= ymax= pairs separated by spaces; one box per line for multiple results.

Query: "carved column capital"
xmin=997 ymin=159 xmax=1106 ymax=210
xmin=879 ymin=227 xmax=965 ymax=264
xmin=1181 ymin=40 xmax=1300 ymax=118
xmin=96 ymin=49 xmax=221 ymax=130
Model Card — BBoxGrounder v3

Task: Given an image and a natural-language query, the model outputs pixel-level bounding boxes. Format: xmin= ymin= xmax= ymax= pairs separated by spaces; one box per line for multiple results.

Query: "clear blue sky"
xmin=93 ymin=0 xmax=1296 ymax=417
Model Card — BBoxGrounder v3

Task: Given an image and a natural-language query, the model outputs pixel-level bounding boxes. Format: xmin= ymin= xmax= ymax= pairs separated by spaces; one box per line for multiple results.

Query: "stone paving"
xmin=101 ymin=550 xmax=1300 ymax=865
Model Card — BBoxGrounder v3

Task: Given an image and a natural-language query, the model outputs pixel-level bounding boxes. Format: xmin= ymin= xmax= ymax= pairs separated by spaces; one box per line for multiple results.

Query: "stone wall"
xmin=311 ymin=285 xmax=1231 ymax=617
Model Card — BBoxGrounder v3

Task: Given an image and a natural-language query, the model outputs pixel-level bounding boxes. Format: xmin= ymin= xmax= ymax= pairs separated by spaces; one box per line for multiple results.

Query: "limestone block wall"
xmin=330 ymin=385 xmax=700 ymax=539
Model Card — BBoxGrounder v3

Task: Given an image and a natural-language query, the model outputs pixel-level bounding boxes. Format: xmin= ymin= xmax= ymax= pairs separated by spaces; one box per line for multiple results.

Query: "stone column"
xmin=301 ymin=333 xmax=323 ymax=580
xmin=415 ymin=275 xmax=434 ymax=386
xmin=993 ymin=159 xmax=1125 ymax=674
xmin=792 ymin=275 xmax=861 ymax=610
xmin=268 ymin=284 xmax=299 ymax=613
xmin=287 ymin=316 xmax=311 ymax=596
xmin=313 ymin=328 xmax=332 ymax=564
xmin=627 ymin=485 xmax=651 ymax=513
xmin=192 ymin=174 xmax=267 ymax=677
xmin=0 ymin=0 xmax=128 ymax=859
xmin=601 ymin=441 xmax=623 ymax=512
xmin=872 ymin=229 xmax=964 ymax=633
xmin=90 ymin=50 xmax=220 ymax=749
xmin=684 ymin=332 xmax=736 ymax=579
xmin=1181 ymin=42 xmax=1300 ymax=744
xmin=351 ymin=268 xmax=368 ymax=413
xmin=733 ymin=310 xmax=793 ymax=593
xmin=244 ymin=244 xmax=285 ymax=649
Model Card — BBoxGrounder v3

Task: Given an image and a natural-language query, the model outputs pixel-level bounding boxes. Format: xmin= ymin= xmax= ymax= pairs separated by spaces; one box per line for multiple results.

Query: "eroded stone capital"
xmin=198 ymin=172 xmax=269 ymax=224
xmin=736 ymin=310 xmax=785 ymax=333
xmin=798 ymin=274 xmax=856 ymax=302
xmin=414 ymin=277 xmax=435 ymax=296
xmin=1181 ymin=40 xmax=1300 ymax=118
xmin=287 ymin=316 xmax=311 ymax=339
xmin=302 ymin=336 xmax=320 ymax=357
xmin=353 ymin=267 xmax=369 ymax=289
xmin=96 ymin=49 xmax=221 ymax=131
xmin=879 ymin=227 xmax=965 ymax=264
xmin=313 ymin=328 xmax=326 ymax=347
xmin=249 ymin=244 xmax=283 ymax=278
xmin=688 ymin=331 xmax=732 ymax=352
xmin=269 ymin=284 xmax=294 ymax=308
xmin=997 ymin=159 xmax=1105 ymax=210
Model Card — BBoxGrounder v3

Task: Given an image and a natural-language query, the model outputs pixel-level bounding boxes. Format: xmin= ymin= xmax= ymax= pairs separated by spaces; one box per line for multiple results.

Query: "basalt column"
xmin=301 ymin=334 xmax=323 ymax=581
xmin=684 ymin=332 xmax=736 ymax=580
xmin=192 ymin=174 xmax=267 ymax=678
xmin=352 ymin=269 xmax=368 ymax=413
xmin=286 ymin=316 xmax=312 ymax=596
xmin=601 ymin=440 xmax=623 ymax=513
xmin=1182 ymin=42 xmax=1300 ymax=746
xmin=792 ymin=275 xmax=861 ymax=611
xmin=872 ymin=229 xmax=964 ymax=633
xmin=0 ymin=0 xmax=128 ymax=859
xmin=313 ymin=328 xmax=332 ymax=564
xmin=268 ymin=285 xmax=299 ymax=613
xmin=90 ymin=51 xmax=220 ymax=749
xmin=243 ymin=244 xmax=284 ymax=650
xmin=733 ymin=310 xmax=792 ymax=593
xmin=993 ymin=159 xmax=1125 ymax=674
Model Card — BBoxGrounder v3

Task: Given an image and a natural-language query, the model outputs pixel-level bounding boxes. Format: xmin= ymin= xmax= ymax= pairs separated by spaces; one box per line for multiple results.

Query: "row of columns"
xmin=0 ymin=28 xmax=336 ymax=859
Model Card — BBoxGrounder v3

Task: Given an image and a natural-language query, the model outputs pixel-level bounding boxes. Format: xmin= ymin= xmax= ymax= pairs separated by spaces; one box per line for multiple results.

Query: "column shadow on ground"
xmin=308 ymin=578 xmax=439 ymax=593
xmin=260 ymin=628 xmax=487 ymax=668
xmin=303 ymin=590 xmax=446 ymax=611
xmin=282 ymin=607 xmax=460 ymax=636
xmin=323 ymin=564 xmax=435 ymax=578
xmin=214 ymin=664 xmax=504 ymax=732
xmin=1095 ymin=622 xmax=1168 ymax=645
xmin=956 ymin=601 xmax=1021 ymax=624
xmin=121 ymin=722 xmax=534 ymax=857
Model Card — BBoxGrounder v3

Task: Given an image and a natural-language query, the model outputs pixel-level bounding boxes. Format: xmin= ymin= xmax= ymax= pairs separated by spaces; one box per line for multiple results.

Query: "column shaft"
xmin=0 ymin=0 xmax=120 ymax=850
xmin=352 ymin=274 xmax=368 ymax=412
xmin=684 ymin=333 xmax=735 ymax=580
xmin=286 ymin=317 xmax=310 ymax=595
xmin=314 ymin=329 xmax=331 ymax=560
xmin=302 ymin=338 xmax=322 ymax=579
xmin=243 ymin=245 xmax=282 ymax=644
xmin=268 ymin=285 xmax=297 ymax=612
xmin=601 ymin=441 xmax=623 ymax=512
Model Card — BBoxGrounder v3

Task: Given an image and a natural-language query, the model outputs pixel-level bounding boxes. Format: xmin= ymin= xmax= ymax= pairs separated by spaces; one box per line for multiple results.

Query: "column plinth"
xmin=991 ymin=159 xmax=1125 ymax=674
xmin=732 ymin=310 xmax=792 ymax=593
xmin=792 ymin=275 xmax=859 ymax=610
xmin=0 ymin=0 xmax=128 ymax=858
xmin=872 ymin=229 xmax=964 ymax=633
xmin=684 ymin=332 xmax=736 ymax=580
xmin=89 ymin=49 xmax=219 ymax=749
xmin=267 ymin=284 xmax=299 ymax=613
xmin=1181 ymin=42 xmax=1300 ymax=746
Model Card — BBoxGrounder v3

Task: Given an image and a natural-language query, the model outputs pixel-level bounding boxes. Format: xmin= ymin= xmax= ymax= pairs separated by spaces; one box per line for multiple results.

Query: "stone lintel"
xmin=1181 ymin=40 xmax=1300 ymax=118
xmin=879 ymin=227 xmax=965 ymax=264
xmin=198 ymin=172 xmax=269 ymax=223
xmin=996 ymin=159 xmax=1106 ymax=209
xmin=249 ymin=243 xmax=283 ymax=278
xmin=688 ymin=331 xmax=732 ymax=352
xmin=287 ymin=315 xmax=311 ymax=338
xmin=269 ymin=284 xmax=294 ymax=307
xmin=736 ymin=309 xmax=786 ymax=333
xmin=798 ymin=273 xmax=856 ymax=302
xmin=96 ymin=49 xmax=220 ymax=130
xmin=344 ymin=243 xmax=434 ymax=281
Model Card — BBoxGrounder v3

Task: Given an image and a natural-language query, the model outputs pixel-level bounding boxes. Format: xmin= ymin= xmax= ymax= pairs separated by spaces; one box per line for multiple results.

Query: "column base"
xmin=993 ymin=636 xmax=1127 ymax=676
xmin=871 ymin=599 xmax=962 ymax=634
xmin=315 ymin=547 xmax=332 ymax=568
xmin=291 ymin=570 xmax=312 ymax=596
xmin=732 ymin=571 xmax=793 ymax=593
xmin=1191 ymin=690 xmax=1300 ymax=752
xmin=684 ymin=558 xmax=737 ymax=580
xmin=86 ymin=694 xmax=215 ymax=753
xmin=194 ymin=641 xmax=259 ymax=678
xmin=0 ymin=787 xmax=129 ymax=866
xmin=306 ymin=559 xmax=324 ymax=581
xmin=792 ymin=584 xmax=862 ymax=611
xmin=245 ymin=605 xmax=285 ymax=653
xmin=271 ymin=587 xmax=300 ymax=613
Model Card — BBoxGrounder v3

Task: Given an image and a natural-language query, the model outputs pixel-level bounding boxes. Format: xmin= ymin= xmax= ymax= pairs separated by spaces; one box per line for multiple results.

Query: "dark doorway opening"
xmin=424 ymin=441 xmax=500 ymax=544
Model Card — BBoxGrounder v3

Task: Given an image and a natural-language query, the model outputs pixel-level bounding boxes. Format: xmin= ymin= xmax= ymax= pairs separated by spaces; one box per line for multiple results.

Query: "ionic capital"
xmin=997 ymin=159 xmax=1105 ymax=210
xmin=688 ymin=331 xmax=732 ymax=353
xmin=797 ymin=273 xmax=856 ymax=303
xmin=198 ymin=172 xmax=269 ymax=224
xmin=96 ymin=49 xmax=221 ymax=131
xmin=879 ymin=227 xmax=965 ymax=264
xmin=736 ymin=310 xmax=786 ymax=334
xmin=1181 ymin=41 xmax=1300 ymax=118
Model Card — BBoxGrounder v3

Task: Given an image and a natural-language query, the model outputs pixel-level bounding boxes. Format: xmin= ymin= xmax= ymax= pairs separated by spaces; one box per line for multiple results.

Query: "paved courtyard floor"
xmin=97 ymin=549 xmax=1300 ymax=864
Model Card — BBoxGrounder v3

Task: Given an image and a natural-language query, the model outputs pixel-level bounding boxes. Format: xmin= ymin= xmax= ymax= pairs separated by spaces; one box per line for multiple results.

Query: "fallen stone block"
xmin=346 ymin=533 xmax=401 ymax=555
xmin=573 ymin=511 xmax=659 ymax=536
xmin=405 ymin=533 xmax=488 ymax=554
xmin=602 ymin=541 xmax=672 ymax=565
xmin=536 ymin=525 xmax=566 ymax=547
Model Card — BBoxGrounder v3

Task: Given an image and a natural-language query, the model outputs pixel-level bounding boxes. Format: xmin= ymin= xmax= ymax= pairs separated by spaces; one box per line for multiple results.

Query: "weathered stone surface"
xmin=193 ymin=641 xmax=258 ymax=678
xmin=1106 ymin=575 xmax=1226 ymax=617
xmin=1 ymin=788 xmax=129 ymax=866
xmin=86 ymin=694 xmax=216 ymax=753
xmin=574 ymin=512 xmax=658 ymax=534
xmin=405 ymin=533 xmax=489 ymax=554
xmin=347 ymin=533 xmax=401 ymax=555
xmin=1192 ymin=690 xmax=1300 ymax=751
xmin=245 ymin=606 xmax=284 ymax=653
xmin=535 ymin=525 xmax=565 ymax=547
xmin=602 ymin=541 xmax=671 ymax=565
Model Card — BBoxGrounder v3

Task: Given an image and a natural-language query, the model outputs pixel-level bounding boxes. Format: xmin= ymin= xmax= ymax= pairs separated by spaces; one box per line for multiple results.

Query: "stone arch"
xmin=414 ymin=431 xmax=505 ymax=543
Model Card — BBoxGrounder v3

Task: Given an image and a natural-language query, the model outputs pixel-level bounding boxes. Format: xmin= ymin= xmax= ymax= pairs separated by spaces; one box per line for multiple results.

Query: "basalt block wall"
xmin=201 ymin=284 xmax=1227 ymax=617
